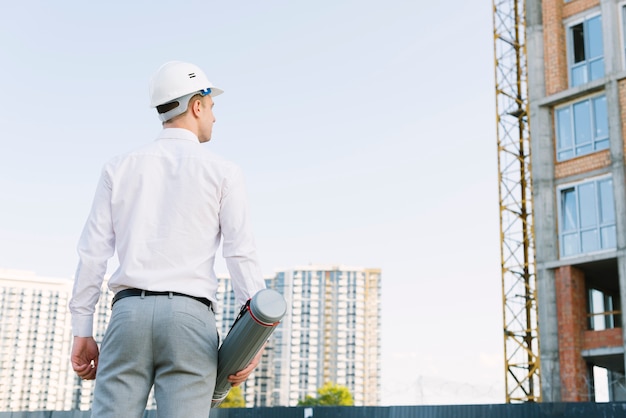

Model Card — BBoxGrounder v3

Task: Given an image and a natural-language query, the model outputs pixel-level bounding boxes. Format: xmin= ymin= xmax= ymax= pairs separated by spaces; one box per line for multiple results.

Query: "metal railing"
xmin=3 ymin=403 xmax=626 ymax=418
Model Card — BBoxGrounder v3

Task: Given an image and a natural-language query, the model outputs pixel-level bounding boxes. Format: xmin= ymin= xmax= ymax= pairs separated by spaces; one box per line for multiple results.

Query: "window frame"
xmin=557 ymin=175 xmax=616 ymax=258
xmin=588 ymin=287 xmax=622 ymax=331
xmin=554 ymin=93 xmax=609 ymax=162
xmin=565 ymin=11 xmax=604 ymax=87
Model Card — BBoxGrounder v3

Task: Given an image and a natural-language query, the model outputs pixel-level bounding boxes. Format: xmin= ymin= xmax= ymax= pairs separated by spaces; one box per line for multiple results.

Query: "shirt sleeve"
xmin=69 ymin=166 xmax=116 ymax=337
xmin=220 ymin=165 xmax=266 ymax=305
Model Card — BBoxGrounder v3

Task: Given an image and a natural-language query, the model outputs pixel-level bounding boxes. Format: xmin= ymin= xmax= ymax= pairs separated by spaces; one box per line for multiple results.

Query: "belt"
xmin=112 ymin=288 xmax=212 ymax=310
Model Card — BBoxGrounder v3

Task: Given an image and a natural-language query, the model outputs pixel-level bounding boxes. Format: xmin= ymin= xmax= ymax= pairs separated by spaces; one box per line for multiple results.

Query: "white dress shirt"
xmin=69 ymin=128 xmax=266 ymax=337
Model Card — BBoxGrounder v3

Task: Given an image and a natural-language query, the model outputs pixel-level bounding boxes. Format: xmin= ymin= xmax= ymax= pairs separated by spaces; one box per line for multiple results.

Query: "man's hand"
xmin=71 ymin=336 xmax=99 ymax=380
xmin=228 ymin=344 xmax=265 ymax=387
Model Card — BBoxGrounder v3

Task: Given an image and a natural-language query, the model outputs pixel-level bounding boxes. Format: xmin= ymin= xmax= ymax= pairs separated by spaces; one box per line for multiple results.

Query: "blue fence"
xmin=2 ymin=403 xmax=626 ymax=418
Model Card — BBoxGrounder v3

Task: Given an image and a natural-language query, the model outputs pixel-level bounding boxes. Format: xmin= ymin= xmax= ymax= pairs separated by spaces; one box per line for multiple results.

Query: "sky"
xmin=0 ymin=1 xmax=503 ymax=406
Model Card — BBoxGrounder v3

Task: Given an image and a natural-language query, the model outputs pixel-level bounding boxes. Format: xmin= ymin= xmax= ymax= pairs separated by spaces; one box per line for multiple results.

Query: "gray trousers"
xmin=91 ymin=293 xmax=218 ymax=418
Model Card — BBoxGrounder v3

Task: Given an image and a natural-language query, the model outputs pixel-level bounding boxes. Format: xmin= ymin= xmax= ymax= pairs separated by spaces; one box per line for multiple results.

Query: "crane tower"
xmin=492 ymin=0 xmax=541 ymax=403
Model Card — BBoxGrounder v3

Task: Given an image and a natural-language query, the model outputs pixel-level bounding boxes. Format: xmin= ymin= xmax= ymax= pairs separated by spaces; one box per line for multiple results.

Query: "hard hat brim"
xmin=208 ymin=87 xmax=224 ymax=97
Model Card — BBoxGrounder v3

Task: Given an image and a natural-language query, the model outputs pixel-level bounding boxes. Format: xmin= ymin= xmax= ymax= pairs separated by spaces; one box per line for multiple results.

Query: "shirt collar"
xmin=157 ymin=128 xmax=200 ymax=143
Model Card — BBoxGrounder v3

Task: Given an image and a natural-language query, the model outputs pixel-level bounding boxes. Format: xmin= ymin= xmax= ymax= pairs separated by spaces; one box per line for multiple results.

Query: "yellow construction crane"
xmin=492 ymin=0 xmax=541 ymax=403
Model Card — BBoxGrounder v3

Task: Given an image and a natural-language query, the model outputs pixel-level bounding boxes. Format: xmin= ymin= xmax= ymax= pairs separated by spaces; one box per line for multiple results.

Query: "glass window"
xmin=593 ymin=96 xmax=609 ymax=149
xmin=556 ymin=107 xmax=573 ymax=161
xmin=570 ymin=15 xmax=604 ymax=87
xmin=587 ymin=16 xmax=604 ymax=80
xmin=599 ymin=179 xmax=617 ymax=249
xmin=555 ymin=95 xmax=609 ymax=161
xmin=588 ymin=288 xmax=621 ymax=330
xmin=573 ymin=100 xmax=592 ymax=155
xmin=559 ymin=177 xmax=616 ymax=257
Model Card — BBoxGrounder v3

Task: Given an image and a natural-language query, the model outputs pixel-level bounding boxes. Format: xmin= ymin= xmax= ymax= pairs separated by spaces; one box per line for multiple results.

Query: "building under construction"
xmin=495 ymin=0 xmax=626 ymax=403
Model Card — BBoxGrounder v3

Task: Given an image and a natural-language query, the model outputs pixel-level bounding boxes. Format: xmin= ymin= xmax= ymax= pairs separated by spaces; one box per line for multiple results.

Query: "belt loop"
xmin=141 ymin=290 xmax=146 ymax=300
xmin=168 ymin=292 xmax=173 ymax=299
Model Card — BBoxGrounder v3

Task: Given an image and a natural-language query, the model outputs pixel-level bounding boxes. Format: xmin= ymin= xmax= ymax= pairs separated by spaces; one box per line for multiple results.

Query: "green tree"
xmin=218 ymin=386 xmax=245 ymax=408
xmin=297 ymin=382 xmax=354 ymax=406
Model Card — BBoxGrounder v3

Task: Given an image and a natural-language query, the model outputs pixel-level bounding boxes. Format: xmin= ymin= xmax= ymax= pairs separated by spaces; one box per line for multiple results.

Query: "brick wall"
xmin=562 ymin=0 xmax=600 ymax=19
xmin=555 ymin=150 xmax=611 ymax=178
xmin=555 ymin=265 xmax=590 ymax=401
xmin=543 ymin=0 xmax=568 ymax=95
xmin=582 ymin=328 xmax=623 ymax=351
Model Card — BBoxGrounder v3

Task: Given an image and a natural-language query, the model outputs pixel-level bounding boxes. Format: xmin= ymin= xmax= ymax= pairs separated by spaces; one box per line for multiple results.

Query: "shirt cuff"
xmin=72 ymin=314 xmax=94 ymax=337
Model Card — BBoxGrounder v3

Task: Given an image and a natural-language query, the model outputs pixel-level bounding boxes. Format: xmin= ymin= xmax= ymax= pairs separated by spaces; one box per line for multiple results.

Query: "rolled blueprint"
xmin=212 ymin=288 xmax=287 ymax=406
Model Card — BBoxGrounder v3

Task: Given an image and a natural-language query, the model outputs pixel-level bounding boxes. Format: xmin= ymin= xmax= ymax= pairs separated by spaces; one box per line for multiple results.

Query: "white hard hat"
xmin=149 ymin=61 xmax=223 ymax=122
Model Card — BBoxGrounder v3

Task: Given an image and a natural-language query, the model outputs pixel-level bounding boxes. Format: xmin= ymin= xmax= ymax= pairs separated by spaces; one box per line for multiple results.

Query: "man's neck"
xmin=163 ymin=120 xmax=198 ymax=137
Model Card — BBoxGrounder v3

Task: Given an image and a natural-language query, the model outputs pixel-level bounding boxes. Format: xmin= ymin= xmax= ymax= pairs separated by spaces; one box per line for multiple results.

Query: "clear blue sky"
xmin=0 ymin=1 xmax=503 ymax=405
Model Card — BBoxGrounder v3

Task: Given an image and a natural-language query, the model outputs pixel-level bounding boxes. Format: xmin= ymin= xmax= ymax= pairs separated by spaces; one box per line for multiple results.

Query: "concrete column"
xmin=600 ymin=0 xmax=620 ymax=75
xmin=527 ymin=0 xmax=562 ymax=403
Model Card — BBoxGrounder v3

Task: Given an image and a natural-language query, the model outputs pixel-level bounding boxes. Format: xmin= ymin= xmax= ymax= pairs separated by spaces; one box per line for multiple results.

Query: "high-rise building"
xmin=0 ymin=265 xmax=381 ymax=409
xmin=0 ymin=269 xmax=116 ymax=411
xmin=0 ymin=270 xmax=74 ymax=411
xmin=215 ymin=266 xmax=382 ymax=407
xmin=270 ymin=265 xmax=381 ymax=406
xmin=527 ymin=0 xmax=626 ymax=402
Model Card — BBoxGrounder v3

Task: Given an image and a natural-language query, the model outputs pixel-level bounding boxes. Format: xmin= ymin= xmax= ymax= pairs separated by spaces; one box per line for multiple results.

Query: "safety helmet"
xmin=149 ymin=61 xmax=224 ymax=122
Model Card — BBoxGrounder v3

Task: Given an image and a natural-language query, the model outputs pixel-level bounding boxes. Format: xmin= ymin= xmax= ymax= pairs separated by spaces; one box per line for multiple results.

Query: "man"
xmin=70 ymin=61 xmax=266 ymax=418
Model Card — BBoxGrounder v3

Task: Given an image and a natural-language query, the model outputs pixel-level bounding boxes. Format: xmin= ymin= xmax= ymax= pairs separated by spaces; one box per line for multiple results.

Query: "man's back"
xmin=102 ymin=128 xmax=239 ymax=299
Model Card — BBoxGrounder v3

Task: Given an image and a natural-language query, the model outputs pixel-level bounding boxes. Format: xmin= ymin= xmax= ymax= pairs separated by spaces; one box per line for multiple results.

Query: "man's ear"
xmin=191 ymin=98 xmax=203 ymax=117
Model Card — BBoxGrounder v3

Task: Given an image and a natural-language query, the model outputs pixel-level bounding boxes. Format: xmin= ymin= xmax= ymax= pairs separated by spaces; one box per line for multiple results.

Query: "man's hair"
xmin=158 ymin=93 xmax=206 ymax=123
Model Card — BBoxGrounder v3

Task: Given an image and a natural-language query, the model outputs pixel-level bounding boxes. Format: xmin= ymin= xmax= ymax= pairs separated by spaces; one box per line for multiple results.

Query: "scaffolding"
xmin=492 ymin=0 xmax=541 ymax=403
